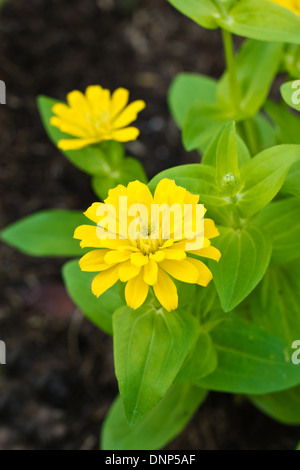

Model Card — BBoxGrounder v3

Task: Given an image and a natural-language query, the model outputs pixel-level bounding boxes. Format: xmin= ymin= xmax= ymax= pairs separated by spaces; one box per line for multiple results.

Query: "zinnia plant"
xmin=2 ymin=0 xmax=300 ymax=450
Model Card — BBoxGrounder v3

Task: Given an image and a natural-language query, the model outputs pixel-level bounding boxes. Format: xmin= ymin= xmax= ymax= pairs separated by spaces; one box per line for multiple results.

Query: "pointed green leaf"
xmin=113 ymin=304 xmax=198 ymax=425
xmin=237 ymin=145 xmax=300 ymax=217
xmin=1 ymin=210 xmax=87 ymax=257
xmin=101 ymin=384 xmax=207 ymax=450
xmin=210 ymin=226 xmax=272 ymax=312
xmin=203 ymin=124 xmax=251 ymax=167
xmin=216 ymin=122 xmax=241 ymax=193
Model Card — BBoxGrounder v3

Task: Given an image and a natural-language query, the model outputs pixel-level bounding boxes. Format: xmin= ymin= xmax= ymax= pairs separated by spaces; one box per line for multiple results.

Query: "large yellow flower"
xmin=50 ymin=85 xmax=146 ymax=151
xmin=270 ymin=0 xmax=300 ymax=15
xmin=74 ymin=179 xmax=221 ymax=312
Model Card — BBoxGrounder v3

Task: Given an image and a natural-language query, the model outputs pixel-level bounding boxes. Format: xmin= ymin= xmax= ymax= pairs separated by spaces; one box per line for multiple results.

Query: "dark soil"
xmin=0 ymin=0 xmax=299 ymax=450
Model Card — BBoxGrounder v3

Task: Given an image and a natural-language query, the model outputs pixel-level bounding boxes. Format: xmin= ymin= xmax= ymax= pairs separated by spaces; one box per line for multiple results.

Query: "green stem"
xmin=221 ymin=29 xmax=240 ymax=113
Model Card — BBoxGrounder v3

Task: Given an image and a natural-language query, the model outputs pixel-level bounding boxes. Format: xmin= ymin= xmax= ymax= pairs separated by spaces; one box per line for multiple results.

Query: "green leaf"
xmin=237 ymin=144 xmax=300 ymax=218
xmin=202 ymin=125 xmax=251 ymax=167
xmin=62 ymin=260 xmax=123 ymax=335
xmin=249 ymin=262 xmax=300 ymax=346
xmin=168 ymin=73 xmax=217 ymax=128
xmin=1 ymin=210 xmax=87 ymax=257
xmin=113 ymin=304 xmax=199 ymax=425
xmin=220 ymin=0 xmax=300 ymax=44
xmin=281 ymin=80 xmax=300 ymax=113
xmin=167 ymin=0 xmax=220 ymax=29
xmin=252 ymin=197 xmax=300 ymax=266
xmin=101 ymin=384 xmax=207 ymax=450
xmin=264 ymin=100 xmax=300 ymax=145
xmin=175 ymin=329 xmax=218 ymax=383
xmin=282 ymin=163 xmax=300 ymax=197
xmin=183 ymin=104 xmax=233 ymax=152
xmin=216 ymin=122 xmax=241 ymax=193
xmin=249 ymin=386 xmax=300 ymax=425
xmin=37 ymin=96 xmax=124 ymax=176
xmin=217 ymin=39 xmax=283 ymax=116
xmin=210 ymin=226 xmax=272 ymax=312
xmin=198 ymin=316 xmax=300 ymax=394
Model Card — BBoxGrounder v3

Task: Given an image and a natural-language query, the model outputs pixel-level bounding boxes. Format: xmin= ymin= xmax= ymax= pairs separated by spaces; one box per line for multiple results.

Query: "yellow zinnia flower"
xmin=270 ymin=0 xmax=300 ymax=15
xmin=50 ymin=85 xmax=146 ymax=151
xmin=74 ymin=179 xmax=221 ymax=312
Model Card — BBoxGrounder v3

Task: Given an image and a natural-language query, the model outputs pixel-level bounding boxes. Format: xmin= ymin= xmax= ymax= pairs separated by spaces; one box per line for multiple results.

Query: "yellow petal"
xmin=74 ymin=225 xmax=131 ymax=249
xmin=162 ymin=248 xmax=186 ymax=260
xmin=131 ymin=252 xmax=149 ymax=267
xmin=67 ymin=90 xmax=90 ymax=114
xmin=125 ymin=271 xmax=149 ymax=309
xmin=104 ymin=250 xmax=132 ymax=264
xmin=159 ymin=259 xmax=199 ymax=283
xmin=110 ymin=88 xmax=130 ymax=119
xmin=149 ymin=251 xmax=165 ymax=262
xmin=186 ymin=258 xmax=213 ymax=286
xmin=91 ymin=265 xmax=119 ymax=297
xmin=112 ymin=100 xmax=146 ymax=128
xmin=79 ymin=249 xmax=110 ymax=272
xmin=110 ymin=127 xmax=140 ymax=142
xmin=204 ymin=219 xmax=220 ymax=239
xmin=118 ymin=260 xmax=141 ymax=282
xmin=50 ymin=117 xmax=88 ymax=138
xmin=189 ymin=245 xmax=221 ymax=262
xmin=57 ymin=137 xmax=100 ymax=150
xmin=86 ymin=85 xmax=110 ymax=114
xmin=153 ymin=268 xmax=178 ymax=312
xmin=143 ymin=258 xmax=158 ymax=285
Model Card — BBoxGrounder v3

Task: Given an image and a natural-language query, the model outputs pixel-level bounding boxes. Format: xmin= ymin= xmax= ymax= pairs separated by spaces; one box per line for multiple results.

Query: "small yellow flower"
xmin=50 ymin=85 xmax=146 ymax=151
xmin=270 ymin=0 xmax=300 ymax=15
xmin=74 ymin=179 xmax=221 ymax=312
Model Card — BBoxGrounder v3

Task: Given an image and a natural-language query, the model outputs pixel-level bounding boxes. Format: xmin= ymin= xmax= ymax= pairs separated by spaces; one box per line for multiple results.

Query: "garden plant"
xmin=2 ymin=0 xmax=300 ymax=450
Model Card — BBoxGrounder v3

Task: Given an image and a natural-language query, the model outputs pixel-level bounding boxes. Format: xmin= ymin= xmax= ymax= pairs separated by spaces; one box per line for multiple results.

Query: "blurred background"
xmin=0 ymin=0 xmax=299 ymax=450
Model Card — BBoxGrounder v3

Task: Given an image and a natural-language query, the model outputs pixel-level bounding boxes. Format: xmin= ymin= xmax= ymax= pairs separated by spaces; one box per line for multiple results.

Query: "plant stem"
xmin=221 ymin=29 xmax=240 ymax=113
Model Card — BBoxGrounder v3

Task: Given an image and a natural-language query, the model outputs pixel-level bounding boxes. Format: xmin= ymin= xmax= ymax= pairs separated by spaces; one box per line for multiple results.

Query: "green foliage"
xmin=168 ymin=0 xmax=300 ymax=44
xmin=101 ymin=384 xmax=207 ymax=450
xmin=62 ymin=260 xmax=123 ymax=335
xmin=249 ymin=260 xmax=300 ymax=345
xmin=175 ymin=329 xmax=218 ymax=382
xmin=113 ymin=304 xmax=198 ymax=425
xmin=168 ymin=73 xmax=217 ymax=128
xmin=252 ymin=198 xmax=300 ymax=266
xmin=198 ymin=316 xmax=300 ymax=394
xmin=217 ymin=40 xmax=283 ymax=116
xmin=7 ymin=0 xmax=300 ymax=449
xmin=237 ymin=145 xmax=300 ymax=217
xmin=1 ymin=210 xmax=87 ymax=257
xmin=210 ymin=226 xmax=272 ymax=312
